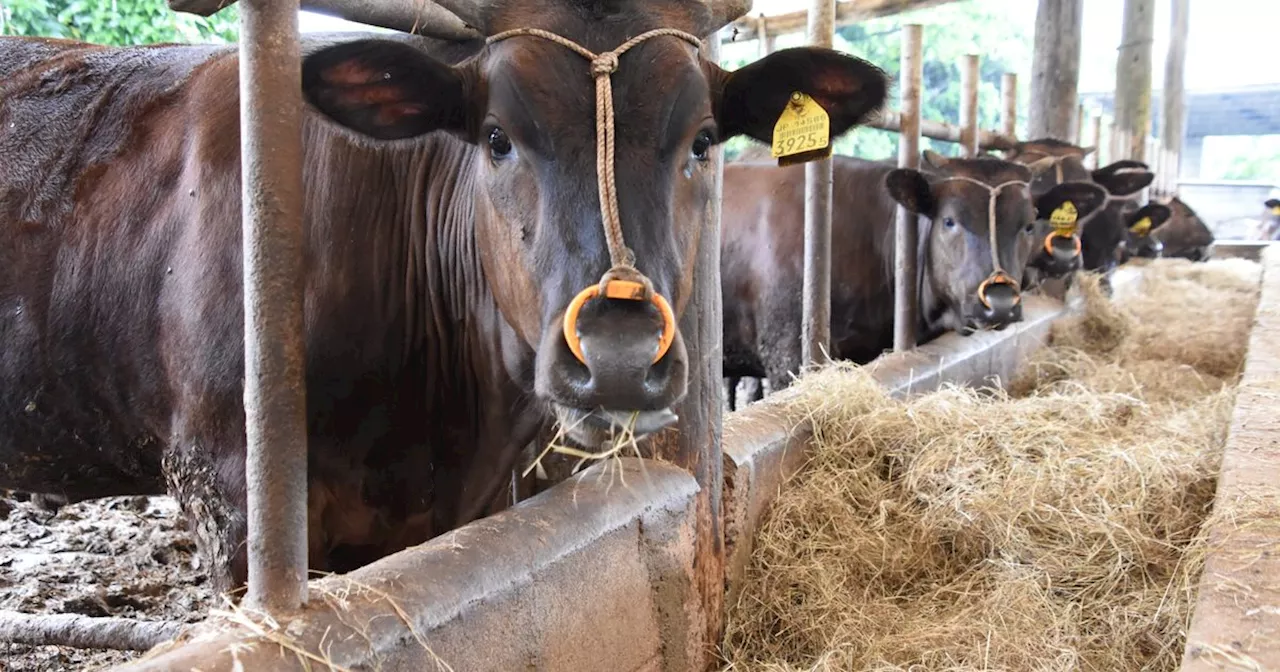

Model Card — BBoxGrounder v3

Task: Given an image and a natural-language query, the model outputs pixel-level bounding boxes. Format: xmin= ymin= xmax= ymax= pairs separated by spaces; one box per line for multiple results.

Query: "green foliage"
xmin=720 ymin=0 xmax=1032 ymax=162
xmin=0 ymin=0 xmax=239 ymax=46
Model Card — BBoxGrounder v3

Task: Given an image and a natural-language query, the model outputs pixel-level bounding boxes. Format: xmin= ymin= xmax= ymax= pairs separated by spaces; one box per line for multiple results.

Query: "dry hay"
xmin=722 ymin=258 xmax=1263 ymax=672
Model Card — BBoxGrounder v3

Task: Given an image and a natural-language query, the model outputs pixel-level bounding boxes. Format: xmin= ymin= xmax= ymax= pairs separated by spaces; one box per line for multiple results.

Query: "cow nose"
xmin=974 ymin=275 xmax=1023 ymax=328
xmin=535 ymin=283 xmax=688 ymax=428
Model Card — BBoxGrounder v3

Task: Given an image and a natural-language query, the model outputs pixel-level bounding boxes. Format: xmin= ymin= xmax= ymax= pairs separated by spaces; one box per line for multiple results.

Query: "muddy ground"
xmin=0 ymin=495 xmax=210 ymax=671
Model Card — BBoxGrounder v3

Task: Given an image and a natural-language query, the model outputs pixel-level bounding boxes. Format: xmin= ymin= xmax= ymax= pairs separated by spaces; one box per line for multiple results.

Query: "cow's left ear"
xmin=710 ymin=47 xmax=888 ymax=144
xmin=302 ymin=39 xmax=471 ymax=141
xmin=1127 ymin=203 xmax=1173 ymax=234
xmin=1034 ymin=181 xmax=1108 ymax=224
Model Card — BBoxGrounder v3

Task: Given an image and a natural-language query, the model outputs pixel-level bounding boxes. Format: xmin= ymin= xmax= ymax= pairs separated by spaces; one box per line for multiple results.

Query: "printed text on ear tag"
xmin=1130 ymin=217 xmax=1152 ymax=236
xmin=1272 ymin=206 xmax=1280 ymax=216
xmin=1049 ymin=201 xmax=1078 ymax=235
xmin=772 ymin=91 xmax=831 ymax=166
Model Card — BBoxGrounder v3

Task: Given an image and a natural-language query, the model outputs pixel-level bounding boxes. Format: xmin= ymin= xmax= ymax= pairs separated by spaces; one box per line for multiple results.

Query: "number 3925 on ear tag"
xmin=772 ymin=91 xmax=832 ymax=167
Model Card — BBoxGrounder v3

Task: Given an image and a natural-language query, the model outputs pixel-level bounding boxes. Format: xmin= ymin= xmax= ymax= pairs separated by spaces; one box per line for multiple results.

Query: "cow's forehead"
xmin=486 ymin=0 xmax=709 ymax=42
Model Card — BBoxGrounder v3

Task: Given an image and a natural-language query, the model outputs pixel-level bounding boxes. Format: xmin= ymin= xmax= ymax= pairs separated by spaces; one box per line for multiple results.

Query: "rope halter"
xmin=485 ymin=27 xmax=703 ymax=366
xmin=937 ymin=176 xmax=1030 ymax=310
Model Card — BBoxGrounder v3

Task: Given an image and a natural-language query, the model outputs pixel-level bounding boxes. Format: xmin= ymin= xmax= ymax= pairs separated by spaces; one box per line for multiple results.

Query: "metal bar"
xmin=801 ymin=0 xmax=836 ymax=366
xmin=755 ymin=14 xmax=770 ymax=59
xmin=169 ymin=0 xmax=481 ymax=41
xmin=958 ymin=53 xmax=980 ymax=157
xmin=1001 ymin=73 xmax=1018 ymax=141
xmin=239 ymin=0 xmax=310 ymax=613
xmin=893 ymin=23 xmax=922 ymax=353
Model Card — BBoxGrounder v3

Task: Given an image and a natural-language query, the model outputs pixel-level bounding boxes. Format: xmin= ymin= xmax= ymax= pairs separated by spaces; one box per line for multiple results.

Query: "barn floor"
xmin=0 ymin=495 xmax=208 ymax=671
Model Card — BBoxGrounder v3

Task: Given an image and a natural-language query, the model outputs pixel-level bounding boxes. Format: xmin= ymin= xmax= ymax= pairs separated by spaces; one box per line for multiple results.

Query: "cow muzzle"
xmin=1034 ymin=231 xmax=1083 ymax=278
xmin=536 ymin=274 xmax=687 ymax=449
xmin=966 ymin=271 xmax=1023 ymax=333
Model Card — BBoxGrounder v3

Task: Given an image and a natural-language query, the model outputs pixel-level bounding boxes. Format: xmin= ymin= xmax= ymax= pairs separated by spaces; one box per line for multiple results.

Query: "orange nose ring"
xmin=1044 ymin=231 xmax=1082 ymax=257
xmin=562 ymin=279 xmax=677 ymax=366
xmin=976 ymin=272 xmax=1022 ymax=310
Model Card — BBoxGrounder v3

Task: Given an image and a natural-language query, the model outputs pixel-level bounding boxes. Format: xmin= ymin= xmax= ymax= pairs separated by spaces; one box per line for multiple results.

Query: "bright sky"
xmin=300 ymin=0 xmax=1280 ymax=92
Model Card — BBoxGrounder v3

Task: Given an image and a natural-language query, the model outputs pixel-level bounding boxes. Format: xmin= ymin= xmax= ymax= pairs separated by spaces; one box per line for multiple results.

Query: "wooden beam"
xmin=1162 ymin=0 xmax=1190 ymax=159
xmin=1028 ymin=0 xmax=1083 ymax=140
xmin=1001 ymin=73 xmax=1018 ymax=139
xmin=168 ymin=0 xmax=482 ymax=41
xmin=893 ymin=24 xmax=922 ymax=353
xmin=1114 ymin=0 xmax=1155 ymax=161
xmin=722 ymin=0 xmax=962 ymax=43
xmin=958 ymin=54 xmax=980 ymax=157
xmin=867 ymin=110 xmax=1018 ymax=152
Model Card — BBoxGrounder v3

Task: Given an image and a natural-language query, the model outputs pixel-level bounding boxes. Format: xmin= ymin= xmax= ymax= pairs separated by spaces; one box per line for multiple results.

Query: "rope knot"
xmin=591 ymin=52 xmax=619 ymax=76
xmin=598 ymin=263 xmax=652 ymax=300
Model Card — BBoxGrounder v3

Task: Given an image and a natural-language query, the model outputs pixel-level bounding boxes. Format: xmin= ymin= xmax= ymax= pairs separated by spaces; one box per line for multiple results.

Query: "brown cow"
xmin=0 ymin=1 xmax=889 ymax=593
xmin=1152 ymin=197 xmax=1213 ymax=261
xmin=721 ymin=150 xmax=1105 ymax=396
xmin=1005 ymin=139 xmax=1158 ymax=277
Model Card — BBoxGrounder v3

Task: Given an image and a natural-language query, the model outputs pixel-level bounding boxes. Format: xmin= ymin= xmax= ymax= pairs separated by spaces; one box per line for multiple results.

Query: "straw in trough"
xmin=721 ymin=258 xmax=1263 ymax=671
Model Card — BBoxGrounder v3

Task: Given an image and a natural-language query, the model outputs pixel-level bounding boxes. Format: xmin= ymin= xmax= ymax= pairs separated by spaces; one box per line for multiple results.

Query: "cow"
xmin=1151 ymin=196 xmax=1213 ymax=261
xmin=720 ymin=150 xmax=1106 ymax=399
xmin=1259 ymin=198 xmax=1280 ymax=240
xmin=0 ymin=0 xmax=891 ymax=594
xmin=1004 ymin=139 xmax=1158 ymax=279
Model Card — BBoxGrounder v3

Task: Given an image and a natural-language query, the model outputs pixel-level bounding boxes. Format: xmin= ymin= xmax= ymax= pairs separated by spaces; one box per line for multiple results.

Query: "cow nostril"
xmin=562 ymin=279 xmax=677 ymax=367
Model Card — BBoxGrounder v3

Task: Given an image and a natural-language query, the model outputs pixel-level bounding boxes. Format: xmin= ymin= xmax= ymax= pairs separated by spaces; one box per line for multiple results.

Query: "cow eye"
xmin=1024 ymin=222 xmax=1036 ymax=234
xmin=691 ymin=130 xmax=713 ymax=162
xmin=488 ymin=127 xmax=513 ymax=160
xmin=943 ymin=217 xmax=956 ymax=228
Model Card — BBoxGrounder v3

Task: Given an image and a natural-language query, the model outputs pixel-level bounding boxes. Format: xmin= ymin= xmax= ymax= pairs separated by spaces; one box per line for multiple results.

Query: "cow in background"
xmin=721 ymin=150 xmax=1105 ymax=399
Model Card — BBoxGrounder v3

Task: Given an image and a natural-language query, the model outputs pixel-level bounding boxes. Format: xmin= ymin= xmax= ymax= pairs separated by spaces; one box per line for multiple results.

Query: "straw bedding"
xmin=721 ymin=258 xmax=1263 ymax=672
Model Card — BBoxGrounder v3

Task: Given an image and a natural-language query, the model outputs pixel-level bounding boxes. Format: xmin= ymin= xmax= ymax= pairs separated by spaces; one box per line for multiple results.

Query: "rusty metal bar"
xmin=958 ymin=54 xmax=980 ymax=157
xmin=800 ymin=0 xmax=836 ymax=367
xmin=1000 ymin=73 xmax=1018 ymax=141
xmin=239 ymin=0 xmax=309 ymax=612
xmin=893 ymin=23 xmax=922 ymax=353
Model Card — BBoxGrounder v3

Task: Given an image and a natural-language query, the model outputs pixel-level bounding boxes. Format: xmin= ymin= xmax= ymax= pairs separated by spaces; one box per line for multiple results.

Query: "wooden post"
xmin=239 ymin=0 xmax=309 ymax=613
xmin=1115 ymin=0 xmax=1155 ymax=162
xmin=1075 ymin=102 xmax=1085 ymax=143
xmin=1028 ymin=0 xmax=1083 ymax=140
xmin=755 ymin=14 xmax=770 ymax=59
xmin=1089 ymin=113 xmax=1102 ymax=169
xmin=1163 ymin=0 xmax=1190 ymax=173
xmin=801 ymin=0 xmax=836 ymax=366
xmin=958 ymin=54 xmax=980 ymax=157
xmin=893 ymin=23 xmax=923 ymax=353
xmin=1001 ymin=73 xmax=1018 ymax=140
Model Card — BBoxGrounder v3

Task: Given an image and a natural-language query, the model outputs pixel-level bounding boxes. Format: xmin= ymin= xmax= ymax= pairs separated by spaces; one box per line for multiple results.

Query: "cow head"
xmin=886 ymin=151 xmax=1102 ymax=334
xmin=1116 ymin=202 xmax=1173 ymax=262
xmin=1025 ymin=182 xmax=1109 ymax=280
xmin=299 ymin=0 xmax=888 ymax=447
xmin=1080 ymin=160 xmax=1156 ymax=273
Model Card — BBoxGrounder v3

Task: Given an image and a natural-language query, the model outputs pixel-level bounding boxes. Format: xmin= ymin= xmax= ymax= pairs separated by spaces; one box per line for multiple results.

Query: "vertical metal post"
xmin=1000 ymin=73 xmax=1018 ymax=140
xmin=801 ymin=0 xmax=835 ymax=366
xmin=958 ymin=54 xmax=980 ymax=157
xmin=1089 ymin=113 xmax=1102 ymax=169
xmin=239 ymin=0 xmax=309 ymax=612
xmin=893 ymin=24 xmax=923 ymax=353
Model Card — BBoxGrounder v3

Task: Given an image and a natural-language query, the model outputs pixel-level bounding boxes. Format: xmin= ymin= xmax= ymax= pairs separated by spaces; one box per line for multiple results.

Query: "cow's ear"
xmin=710 ymin=47 xmax=888 ymax=144
xmin=302 ymin=39 xmax=469 ymax=141
xmin=885 ymin=169 xmax=935 ymax=216
xmin=1127 ymin=203 xmax=1173 ymax=234
xmin=1035 ymin=181 xmax=1107 ymax=224
xmin=1265 ymin=198 xmax=1280 ymax=209
xmin=1091 ymin=162 xmax=1154 ymax=196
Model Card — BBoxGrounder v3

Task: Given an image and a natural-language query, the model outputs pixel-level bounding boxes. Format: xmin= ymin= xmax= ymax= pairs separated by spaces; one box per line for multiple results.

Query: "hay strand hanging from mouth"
xmin=722 ymin=258 xmax=1263 ymax=672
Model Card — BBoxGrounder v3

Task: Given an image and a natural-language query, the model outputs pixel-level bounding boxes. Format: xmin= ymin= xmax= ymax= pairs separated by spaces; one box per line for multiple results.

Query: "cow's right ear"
xmin=302 ymin=39 xmax=469 ymax=141
xmin=1265 ymin=198 xmax=1280 ymax=210
xmin=1035 ymin=181 xmax=1107 ymax=225
xmin=885 ymin=169 xmax=935 ymax=216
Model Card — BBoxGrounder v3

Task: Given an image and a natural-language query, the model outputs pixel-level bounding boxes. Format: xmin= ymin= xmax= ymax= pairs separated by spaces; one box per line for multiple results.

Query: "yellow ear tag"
xmin=771 ymin=91 xmax=831 ymax=166
xmin=1130 ymin=217 xmax=1152 ymax=236
xmin=1049 ymin=201 xmax=1078 ymax=235
xmin=1271 ymin=206 xmax=1280 ymax=216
